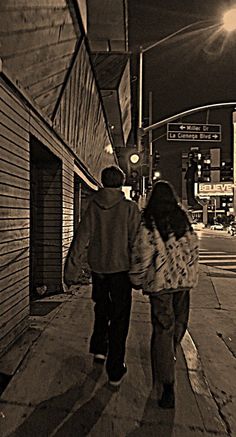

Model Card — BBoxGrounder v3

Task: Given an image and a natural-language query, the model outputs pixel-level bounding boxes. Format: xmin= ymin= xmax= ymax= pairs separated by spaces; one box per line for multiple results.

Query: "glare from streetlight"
xmin=223 ymin=8 xmax=236 ymax=32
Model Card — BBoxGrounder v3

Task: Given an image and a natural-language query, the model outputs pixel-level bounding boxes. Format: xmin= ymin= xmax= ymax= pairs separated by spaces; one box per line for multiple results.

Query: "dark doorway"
xmin=30 ymin=136 xmax=62 ymax=299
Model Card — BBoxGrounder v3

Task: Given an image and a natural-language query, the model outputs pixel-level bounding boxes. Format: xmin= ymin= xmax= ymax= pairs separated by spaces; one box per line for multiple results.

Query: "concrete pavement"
xmin=0 ymin=265 xmax=235 ymax=436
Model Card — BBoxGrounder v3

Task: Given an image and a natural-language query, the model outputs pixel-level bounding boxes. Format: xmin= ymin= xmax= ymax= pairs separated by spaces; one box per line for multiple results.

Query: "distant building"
xmin=182 ymin=147 xmax=233 ymax=223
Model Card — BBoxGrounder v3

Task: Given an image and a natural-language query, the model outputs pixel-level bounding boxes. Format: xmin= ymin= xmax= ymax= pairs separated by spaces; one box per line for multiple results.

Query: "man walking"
xmin=64 ymin=166 xmax=140 ymax=386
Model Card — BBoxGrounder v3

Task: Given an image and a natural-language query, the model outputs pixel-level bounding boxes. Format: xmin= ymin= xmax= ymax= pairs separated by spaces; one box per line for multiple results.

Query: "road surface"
xmin=197 ymin=228 xmax=236 ymax=272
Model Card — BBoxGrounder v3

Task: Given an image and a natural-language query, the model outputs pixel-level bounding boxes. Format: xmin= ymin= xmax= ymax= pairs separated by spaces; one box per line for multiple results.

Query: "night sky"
xmin=128 ymin=0 xmax=236 ymax=193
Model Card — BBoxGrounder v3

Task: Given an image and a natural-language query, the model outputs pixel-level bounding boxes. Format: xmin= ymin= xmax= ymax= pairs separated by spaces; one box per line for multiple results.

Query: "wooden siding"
xmin=30 ymin=137 xmax=62 ymax=295
xmin=0 ymin=2 xmax=117 ymax=181
xmin=0 ymin=0 xmax=78 ymax=119
xmin=27 ymin=110 xmax=75 ymax=266
xmin=0 ymin=79 xmax=30 ymax=355
xmin=0 ymin=1 xmax=119 ymax=356
xmin=0 ymin=77 xmax=75 ymax=356
xmin=53 ymin=41 xmax=116 ymax=182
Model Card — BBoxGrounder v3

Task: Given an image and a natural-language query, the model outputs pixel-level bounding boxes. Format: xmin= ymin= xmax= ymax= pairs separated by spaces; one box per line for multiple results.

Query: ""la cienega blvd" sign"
xmin=167 ymin=123 xmax=222 ymax=142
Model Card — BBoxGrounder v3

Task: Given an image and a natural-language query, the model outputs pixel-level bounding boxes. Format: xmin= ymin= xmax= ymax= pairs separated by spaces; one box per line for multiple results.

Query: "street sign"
xmin=167 ymin=123 xmax=221 ymax=142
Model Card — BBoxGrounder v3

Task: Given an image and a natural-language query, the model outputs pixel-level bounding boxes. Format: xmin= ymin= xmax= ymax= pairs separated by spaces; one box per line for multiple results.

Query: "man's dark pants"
xmin=89 ymin=271 xmax=132 ymax=380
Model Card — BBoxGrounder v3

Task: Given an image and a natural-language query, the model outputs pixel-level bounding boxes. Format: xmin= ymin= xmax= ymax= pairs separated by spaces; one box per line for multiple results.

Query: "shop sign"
xmin=198 ymin=182 xmax=234 ymax=197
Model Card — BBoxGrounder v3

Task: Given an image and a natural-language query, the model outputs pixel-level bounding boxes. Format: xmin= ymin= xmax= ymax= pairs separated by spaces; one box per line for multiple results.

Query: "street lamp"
xmin=137 ymin=21 xmax=211 ymax=152
xmin=136 ymin=19 xmax=218 ymax=189
xmin=223 ymin=8 xmax=236 ymax=32
xmin=136 ymin=9 xmax=236 ymax=191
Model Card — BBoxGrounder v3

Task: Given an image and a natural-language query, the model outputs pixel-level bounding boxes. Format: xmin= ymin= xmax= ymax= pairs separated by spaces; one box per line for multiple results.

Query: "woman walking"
xmin=129 ymin=180 xmax=199 ymax=409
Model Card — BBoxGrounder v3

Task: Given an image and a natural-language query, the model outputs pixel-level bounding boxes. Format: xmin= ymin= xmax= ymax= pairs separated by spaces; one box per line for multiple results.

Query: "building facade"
xmin=182 ymin=146 xmax=234 ymax=224
xmin=0 ymin=1 xmax=131 ymax=356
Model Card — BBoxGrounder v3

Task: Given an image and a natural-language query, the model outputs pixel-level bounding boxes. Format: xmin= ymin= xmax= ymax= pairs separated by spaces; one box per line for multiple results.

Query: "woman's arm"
xmin=129 ymin=224 xmax=155 ymax=287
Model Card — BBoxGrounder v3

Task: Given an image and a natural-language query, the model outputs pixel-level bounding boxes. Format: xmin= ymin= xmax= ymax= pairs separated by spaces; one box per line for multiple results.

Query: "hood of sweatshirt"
xmin=93 ymin=188 xmax=125 ymax=210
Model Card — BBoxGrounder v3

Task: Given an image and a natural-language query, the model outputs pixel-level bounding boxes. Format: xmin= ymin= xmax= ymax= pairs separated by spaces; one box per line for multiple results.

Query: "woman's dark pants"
xmin=149 ymin=289 xmax=190 ymax=385
xmin=89 ymin=271 xmax=132 ymax=381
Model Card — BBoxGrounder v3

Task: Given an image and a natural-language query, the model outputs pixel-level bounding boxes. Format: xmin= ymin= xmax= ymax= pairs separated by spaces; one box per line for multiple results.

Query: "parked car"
xmin=192 ymin=221 xmax=205 ymax=231
xmin=227 ymin=222 xmax=236 ymax=236
xmin=210 ymin=223 xmax=224 ymax=230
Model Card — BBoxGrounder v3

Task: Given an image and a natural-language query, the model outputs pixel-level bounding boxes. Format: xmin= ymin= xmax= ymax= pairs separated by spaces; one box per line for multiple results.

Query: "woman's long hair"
xmin=143 ymin=180 xmax=192 ymax=241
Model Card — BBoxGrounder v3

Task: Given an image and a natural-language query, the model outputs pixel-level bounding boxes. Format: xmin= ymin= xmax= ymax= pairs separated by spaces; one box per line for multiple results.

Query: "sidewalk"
xmin=0 ymin=266 xmax=234 ymax=436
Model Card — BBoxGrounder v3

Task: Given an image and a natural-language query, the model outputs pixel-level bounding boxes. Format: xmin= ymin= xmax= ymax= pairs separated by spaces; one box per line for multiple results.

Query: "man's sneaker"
xmin=109 ymin=365 xmax=127 ymax=387
xmin=94 ymin=354 xmax=106 ymax=364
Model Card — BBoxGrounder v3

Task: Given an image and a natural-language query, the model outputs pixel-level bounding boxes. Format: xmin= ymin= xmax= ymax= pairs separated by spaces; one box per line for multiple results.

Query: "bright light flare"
xmin=153 ymin=171 xmax=161 ymax=180
xmin=130 ymin=153 xmax=140 ymax=164
xmin=223 ymin=8 xmax=236 ymax=32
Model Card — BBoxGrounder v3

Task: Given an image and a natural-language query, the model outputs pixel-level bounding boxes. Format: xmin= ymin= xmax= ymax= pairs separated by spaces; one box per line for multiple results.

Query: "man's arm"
xmin=63 ymin=207 xmax=91 ymax=286
xmin=128 ymin=202 xmax=141 ymax=249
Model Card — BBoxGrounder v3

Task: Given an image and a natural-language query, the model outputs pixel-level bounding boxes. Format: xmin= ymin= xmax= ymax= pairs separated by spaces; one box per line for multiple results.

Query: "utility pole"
xmin=148 ymin=91 xmax=153 ymax=186
xmin=137 ymin=48 xmax=143 ymax=152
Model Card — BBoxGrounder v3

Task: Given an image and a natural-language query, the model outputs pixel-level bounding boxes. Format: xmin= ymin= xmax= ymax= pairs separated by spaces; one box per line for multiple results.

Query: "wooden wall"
xmin=30 ymin=137 xmax=63 ymax=295
xmin=0 ymin=72 xmax=116 ymax=356
xmin=0 ymin=0 xmax=78 ymax=119
xmin=0 ymin=77 xmax=75 ymax=355
xmin=53 ymin=40 xmax=116 ymax=182
xmin=26 ymin=106 xmax=75 ymax=292
xmin=0 ymin=78 xmax=30 ymax=354
xmin=0 ymin=1 xmax=118 ymax=357
xmin=0 ymin=1 xmax=116 ymax=184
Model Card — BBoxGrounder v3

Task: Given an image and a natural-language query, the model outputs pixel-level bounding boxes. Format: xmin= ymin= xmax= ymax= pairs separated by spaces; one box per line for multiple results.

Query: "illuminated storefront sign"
xmin=198 ymin=182 xmax=234 ymax=197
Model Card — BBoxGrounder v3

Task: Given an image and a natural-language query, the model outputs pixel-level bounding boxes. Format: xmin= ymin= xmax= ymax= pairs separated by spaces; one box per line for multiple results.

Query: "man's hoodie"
xmin=64 ymin=188 xmax=141 ymax=285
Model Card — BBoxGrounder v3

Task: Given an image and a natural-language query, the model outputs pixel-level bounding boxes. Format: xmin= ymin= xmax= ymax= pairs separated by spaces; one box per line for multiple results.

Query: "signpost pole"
xmin=214 ymin=197 xmax=217 ymax=220
xmin=148 ymin=91 xmax=153 ymax=186
xmin=233 ymin=112 xmax=236 ymax=218
xmin=203 ymin=202 xmax=208 ymax=225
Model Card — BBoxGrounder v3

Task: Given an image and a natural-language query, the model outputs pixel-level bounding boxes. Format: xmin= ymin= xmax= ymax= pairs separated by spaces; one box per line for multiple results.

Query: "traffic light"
xmin=221 ymin=161 xmax=233 ymax=181
xmin=153 ymin=150 xmax=160 ymax=168
xmin=185 ymin=154 xmax=199 ymax=208
xmin=129 ymin=168 xmax=140 ymax=191
xmin=115 ymin=147 xmax=142 ymax=189
xmin=128 ymin=151 xmax=142 ymax=191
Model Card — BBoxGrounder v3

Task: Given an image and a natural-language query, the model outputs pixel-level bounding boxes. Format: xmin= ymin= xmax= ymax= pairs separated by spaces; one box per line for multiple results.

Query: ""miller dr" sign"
xmin=167 ymin=123 xmax=222 ymax=142
xmin=198 ymin=182 xmax=234 ymax=197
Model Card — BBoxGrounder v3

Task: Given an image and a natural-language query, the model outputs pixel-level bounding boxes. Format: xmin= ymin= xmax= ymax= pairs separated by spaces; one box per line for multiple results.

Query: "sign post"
xmin=233 ymin=112 xmax=236 ymax=217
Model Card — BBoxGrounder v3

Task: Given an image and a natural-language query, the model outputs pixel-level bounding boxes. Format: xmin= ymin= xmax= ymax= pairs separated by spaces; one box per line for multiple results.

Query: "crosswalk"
xmin=199 ymin=249 xmax=236 ymax=272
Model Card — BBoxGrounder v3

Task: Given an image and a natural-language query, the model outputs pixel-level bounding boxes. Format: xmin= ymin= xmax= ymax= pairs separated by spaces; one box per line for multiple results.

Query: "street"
xmin=198 ymin=229 xmax=236 ymax=272
xmin=0 ymin=260 xmax=236 ymax=436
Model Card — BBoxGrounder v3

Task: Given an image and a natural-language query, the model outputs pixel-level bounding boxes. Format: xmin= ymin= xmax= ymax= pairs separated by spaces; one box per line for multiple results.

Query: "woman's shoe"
xmin=158 ymin=383 xmax=175 ymax=409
